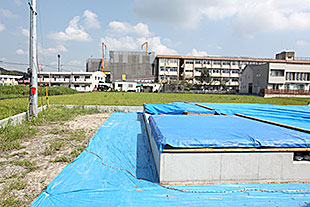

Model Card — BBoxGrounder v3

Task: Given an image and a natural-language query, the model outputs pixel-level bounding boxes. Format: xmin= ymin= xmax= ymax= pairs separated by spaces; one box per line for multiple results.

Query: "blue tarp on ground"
xmin=194 ymin=103 xmax=310 ymax=130
xmin=149 ymin=115 xmax=310 ymax=152
xmin=144 ymin=102 xmax=215 ymax=115
xmin=32 ymin=113 xmax=310 ymax=207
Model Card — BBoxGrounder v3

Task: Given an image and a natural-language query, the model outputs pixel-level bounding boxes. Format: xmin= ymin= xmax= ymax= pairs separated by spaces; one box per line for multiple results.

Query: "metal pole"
xmin=58 ymin=54 xmax=60 ymax=72
xmin=45 ymin=83 xmax=49 ymax=108
xmin=29 ymin=0 xmax=38 ymax=118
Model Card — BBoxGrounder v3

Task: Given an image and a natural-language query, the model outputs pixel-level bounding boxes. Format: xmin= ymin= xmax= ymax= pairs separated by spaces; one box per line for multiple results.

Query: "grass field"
xmin=0 ymin=92 xmax=309 ymax=120
xmin=0 ymin=94 xmax=24 ymax=99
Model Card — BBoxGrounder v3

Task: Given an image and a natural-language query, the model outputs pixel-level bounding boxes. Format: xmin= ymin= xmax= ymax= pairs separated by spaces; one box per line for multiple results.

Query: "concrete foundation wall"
xmin=160 ymin=152 xmax=310 ymax=185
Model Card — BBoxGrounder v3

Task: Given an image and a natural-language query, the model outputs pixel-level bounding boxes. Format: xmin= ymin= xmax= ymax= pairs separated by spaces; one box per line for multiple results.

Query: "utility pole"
xmin=57 ymin=54 xmax=61 ymax=72
xmin=29 ymin=0 xmax=38 ymax=118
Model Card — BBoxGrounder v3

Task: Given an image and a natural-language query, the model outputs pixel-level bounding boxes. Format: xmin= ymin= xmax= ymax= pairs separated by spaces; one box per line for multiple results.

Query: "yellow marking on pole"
xmin=45 ymin=83 xmax=49 ymax=108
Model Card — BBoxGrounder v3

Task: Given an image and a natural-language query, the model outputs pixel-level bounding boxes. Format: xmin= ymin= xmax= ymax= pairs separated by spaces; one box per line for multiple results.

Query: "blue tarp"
xmin=32 ymin=113 xmax=310 ymax=206
xmin=144 ymin=102 xmax=215 ymax=115
xmin=149 ymin=115 xmax=310 ymax=152
xmin=194 ymin=103 xmax=310 ymax=131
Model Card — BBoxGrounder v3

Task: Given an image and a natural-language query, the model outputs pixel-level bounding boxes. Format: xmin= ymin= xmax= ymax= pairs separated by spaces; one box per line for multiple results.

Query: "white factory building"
xmin=240 ymin=62 xmax=310 ymax=97
xmin=39 ymin=71 xmax=105 ymax=92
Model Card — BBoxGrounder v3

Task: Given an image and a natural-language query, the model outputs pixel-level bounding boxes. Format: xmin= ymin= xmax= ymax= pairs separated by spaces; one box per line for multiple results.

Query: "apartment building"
xmin=240 ymin=62 xmax=310 ymax=97
xmin=39 ymin=71 xmax=105 ymax=92
xmin=155 ymin=51 xmax=310 ymax=92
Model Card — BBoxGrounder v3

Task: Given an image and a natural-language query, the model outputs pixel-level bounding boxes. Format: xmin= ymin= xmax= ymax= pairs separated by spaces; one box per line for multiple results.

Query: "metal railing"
xmin=264 ymin=89 xmax=310 ymax=95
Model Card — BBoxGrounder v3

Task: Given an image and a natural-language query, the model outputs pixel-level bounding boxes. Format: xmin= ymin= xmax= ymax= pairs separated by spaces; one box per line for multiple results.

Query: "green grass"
xmin=0 ymin=94 xmax=24 ymax=99
xmin=44 ymin=140 xmax=64 ymax=156
xmin=10 ymin=160 xmax=37 ymax=172
xmin=0 ymin=85 xmax=78 ymax=96
xmin=0 ymin=121 xmax=38 ymax=152
xmin=0 ymin=107 xmax=100 ymax=152
xmin=51 ymin=155 xmax=70 ymax=163
xmin=0 ymin=92 xmax=309 ymax=120
xmin=48 ymin=92 xmax=310 ymax=106
xmin=0 ymin=195 xmax=26 ymax=207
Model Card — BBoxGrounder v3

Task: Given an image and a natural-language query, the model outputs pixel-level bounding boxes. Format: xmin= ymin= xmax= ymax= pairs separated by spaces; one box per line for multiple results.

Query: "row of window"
xmin=286 ymin=72 xmax=310 ymax=81
xmin=41 ymin=75 xmax=104 ymax=81
xmin=211 ymin=78 xmax=239 ymax=82
xmin=159 ymin=59 xmax=178 ymax=64
xmin=159 ymin=75 xmax=178 ymax=80
xmin=270 ymin=69 xmax=284 ymax=77
xmin=159 ymin=75 xmax=239 ymax=82
xmin=270 ymin=84 xmax=306 ymax=90
xmin=184 ymin=60 xmax=263 ymax=66
xmin=185 ymin=68 xmax=239 ymax=74
xmin=160 ymin=66 xmax=178 ymax=72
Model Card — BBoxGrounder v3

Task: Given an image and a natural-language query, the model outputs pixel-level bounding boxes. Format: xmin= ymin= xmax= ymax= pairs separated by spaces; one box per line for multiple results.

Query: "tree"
xmin=220 ymin=78 xmax=229 ymax=91
xmin=200 ymin=67 xmax=211 ymax=83
xmin=200 ymin=67 xmax=212 ymax=91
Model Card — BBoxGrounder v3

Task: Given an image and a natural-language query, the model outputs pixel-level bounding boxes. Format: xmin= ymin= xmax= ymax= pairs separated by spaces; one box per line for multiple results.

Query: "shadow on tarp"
xmin=136 ymin=113 xmax=159 ymax=183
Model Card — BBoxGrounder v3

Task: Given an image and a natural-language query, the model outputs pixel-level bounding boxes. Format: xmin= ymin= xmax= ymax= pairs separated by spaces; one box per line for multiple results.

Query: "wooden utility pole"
xmin=29 ymin=0 xmax=38 ymax=117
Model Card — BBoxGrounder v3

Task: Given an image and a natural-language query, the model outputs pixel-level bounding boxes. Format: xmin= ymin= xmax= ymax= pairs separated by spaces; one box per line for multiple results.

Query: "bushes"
xmin=0 ymin=85 xmax=78 ymax=96
xmin=45 ymin=86 xmax=78 ymax=96
xmin=0 ymin=85 xmax=28 ymax=96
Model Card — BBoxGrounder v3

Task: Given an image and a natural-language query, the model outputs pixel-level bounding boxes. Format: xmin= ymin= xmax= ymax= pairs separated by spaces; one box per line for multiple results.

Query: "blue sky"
xmin=1 ymin=0 xmax=310 ymax=72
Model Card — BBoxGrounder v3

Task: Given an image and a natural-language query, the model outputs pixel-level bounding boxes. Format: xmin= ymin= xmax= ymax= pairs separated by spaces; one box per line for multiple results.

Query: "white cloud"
xmin=0 ymin=57 xmax=7 ymax=62
xmin=49 ymin=16 xmax=91 ymax=42
xmin=134 ymin=0 xmax=310 ymax=36
xmin=296 ymin=40 xmax=310 ymax=47
xmin=108 ymin=21 xmax=152 ymax=37
xmin=102 ymin=21 xmax=177 ymax=55
xmin=0 ymin=8 xmax=17 ymax=18
xmin=187 ymin=49 xmax=208 ymax=56
xmin=16 ymin=49 xmax=26 ymax=55
xmin=83 ymin=10 xmax=100 ymax=29
xmin=38 ymin=45 xmax=68 ymax=56
xmin=20 ymin=27 xmax=29 ymax=37
xmin=0 ymin=24 xmax=5 ymax=32
xmin=146 ymin=37 xmax=177 ymax=55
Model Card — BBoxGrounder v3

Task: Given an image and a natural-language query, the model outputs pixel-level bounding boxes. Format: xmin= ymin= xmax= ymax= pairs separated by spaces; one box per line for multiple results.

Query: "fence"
xmin=264 ymin=89 xmax=310 ymax=96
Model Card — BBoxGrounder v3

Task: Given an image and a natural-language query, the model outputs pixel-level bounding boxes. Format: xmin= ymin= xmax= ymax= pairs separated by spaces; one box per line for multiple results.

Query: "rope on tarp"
xmin=85 ymin=149 xmax=310 ymax=194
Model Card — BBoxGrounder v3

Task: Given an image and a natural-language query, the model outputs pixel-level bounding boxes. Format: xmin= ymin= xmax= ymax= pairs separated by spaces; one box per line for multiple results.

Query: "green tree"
xmin=200 ymin=67 xmax=212 ymax=91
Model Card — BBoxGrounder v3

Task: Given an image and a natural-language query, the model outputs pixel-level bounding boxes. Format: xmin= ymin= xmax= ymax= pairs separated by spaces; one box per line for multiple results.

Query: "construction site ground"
xmin=0 ymin=111 xmax=111 ymax=206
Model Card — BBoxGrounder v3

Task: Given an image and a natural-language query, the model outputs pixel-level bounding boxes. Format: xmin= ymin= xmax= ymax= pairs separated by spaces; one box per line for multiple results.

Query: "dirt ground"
xmin=0 ymin=112 xmax=111 ymax=206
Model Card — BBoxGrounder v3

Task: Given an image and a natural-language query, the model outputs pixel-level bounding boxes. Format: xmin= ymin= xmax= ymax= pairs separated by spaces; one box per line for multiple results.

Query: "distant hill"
xmin=0 ymin=67 xmax=28 ymax=77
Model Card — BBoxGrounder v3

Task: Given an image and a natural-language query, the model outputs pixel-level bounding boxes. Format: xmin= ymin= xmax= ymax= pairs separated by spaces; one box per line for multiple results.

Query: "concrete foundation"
xmin=143 ymin=112 xmax=310 ymax=185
